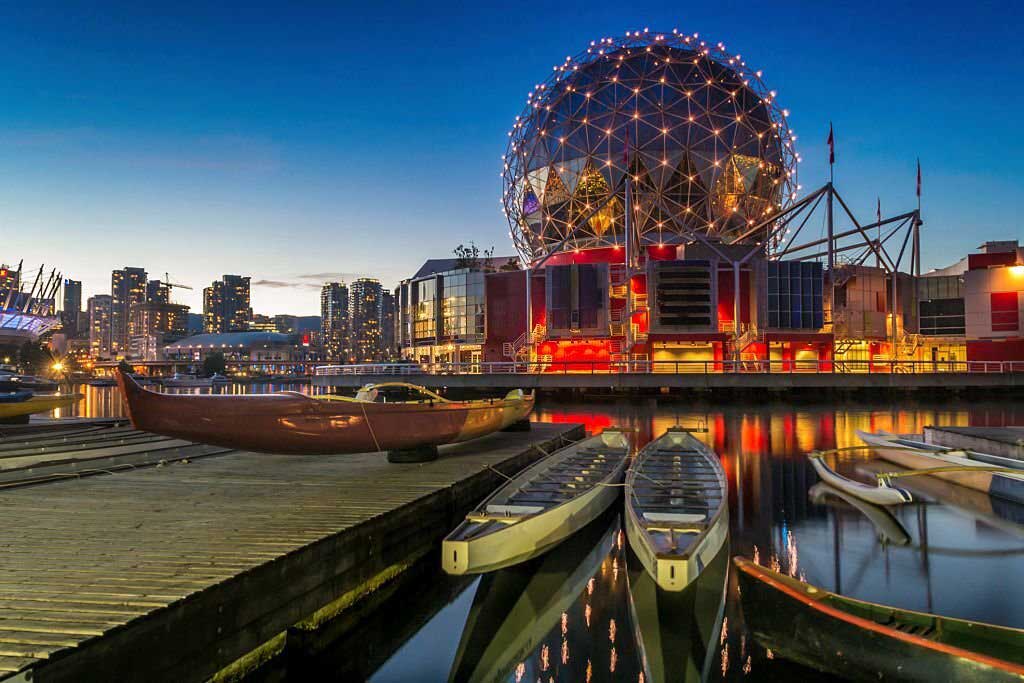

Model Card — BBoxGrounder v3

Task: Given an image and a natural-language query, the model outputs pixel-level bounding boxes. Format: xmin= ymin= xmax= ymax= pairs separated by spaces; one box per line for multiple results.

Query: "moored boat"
xmin=625 ymin=427 xmax=728 ymax=592
xmin=116 ymin=370 xmax=534 ymax=456
xmin=161 ymin=373 xmax=213 ymax=388
xmin=0 ymin=389 xmax=33 ymax=404
xmin=0 ymin=393 xmax=83 ymax=423
xmin=808 ymin=452 xmax=912 ymax=505
xmin=442 ymin=428 xmax=630 ymax=575
xmin=735 ymin=556 xmax=1024 ymax=681
xmin=857 ymin=430 xmax=1024 ymax=504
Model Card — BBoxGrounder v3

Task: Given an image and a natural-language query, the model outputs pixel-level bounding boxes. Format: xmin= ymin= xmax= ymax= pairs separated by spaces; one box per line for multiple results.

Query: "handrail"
xmin=313 ymin=359 xmax=1024 ymax=377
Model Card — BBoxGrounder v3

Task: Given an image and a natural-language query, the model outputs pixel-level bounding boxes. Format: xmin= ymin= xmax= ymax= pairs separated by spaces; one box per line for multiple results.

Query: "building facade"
xmin=396 ymin=259 xmax=498 ymax=364
xmin=203 ymin=275 xmax=252 ymax=333
xmin=349 ymin=278 xmax=383 ymax=362
xmin=128 ymin=301 xmax=190 ymax=360
xmin=110 ymin=267 xmax=147 ymax=356
xmin=88 ymin=294 xmax=113 ymax=359
xmin=320 ymin=282 xmax=349 ymax=362
xmin=380 ymin=289 xmax=396 ymax=360
xmin=61 ymin=279 xmax=82 ymax=336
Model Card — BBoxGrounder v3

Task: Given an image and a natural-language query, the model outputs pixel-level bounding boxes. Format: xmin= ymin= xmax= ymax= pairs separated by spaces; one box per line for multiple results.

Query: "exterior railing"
xmin=314 ymin=360 xmax=1024 ymax=376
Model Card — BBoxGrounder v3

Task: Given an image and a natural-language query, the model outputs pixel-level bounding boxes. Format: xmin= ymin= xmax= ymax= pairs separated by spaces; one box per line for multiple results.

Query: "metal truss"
xmin=501 ymin=29 xmax=799 ymax=264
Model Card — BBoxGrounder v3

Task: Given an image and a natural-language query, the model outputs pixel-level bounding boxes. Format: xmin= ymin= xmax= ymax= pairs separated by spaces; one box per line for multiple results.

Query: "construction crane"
xmin=156 ymin=273 xmax=193 ymax=304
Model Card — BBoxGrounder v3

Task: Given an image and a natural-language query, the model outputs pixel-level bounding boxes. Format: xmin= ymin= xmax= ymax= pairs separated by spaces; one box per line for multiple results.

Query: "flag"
xmin=916 ymin=158 xmax=921 ymax=197
xmin=876 ymin=197 xmax=881 ymax=224
xmin=826 ymin=123 xmax=835 ymax=165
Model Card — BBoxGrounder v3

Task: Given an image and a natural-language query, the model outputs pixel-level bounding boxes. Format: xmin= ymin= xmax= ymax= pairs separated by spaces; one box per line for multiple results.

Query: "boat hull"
xmin=116 ymin=371 xmax=533 ymax=455
xmin=809 ymin=454 xmax=911 ymax=505
xmin=626 ymin=429 xmax=729 ymax=592
xmin=443 ymin=467 xmax=624 ymax=575
xmin=0 ymin=394 xmax=82 ymax=421
xmin=443 ymin=430 xmax=630 ymax=574
xmin=858 ymin=430 xmax=1024 ymax=504
xmin=736 ymin=557 xmax=1024 ymax=682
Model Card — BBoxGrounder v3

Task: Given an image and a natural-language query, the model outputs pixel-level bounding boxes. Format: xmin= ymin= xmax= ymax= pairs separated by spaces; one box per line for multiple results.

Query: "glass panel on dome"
xmin=522 ymin=187 xmax=541 ymax=216
xmin=527 ymin=167 xmax=549 ymax=203
xmin=543 ymin=167 xmax=571 ymax=206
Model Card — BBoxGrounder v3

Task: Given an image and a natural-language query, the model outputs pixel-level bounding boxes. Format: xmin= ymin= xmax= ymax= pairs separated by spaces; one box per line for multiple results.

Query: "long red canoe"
xmin=115 ymin=370 xmax=534 ymax=455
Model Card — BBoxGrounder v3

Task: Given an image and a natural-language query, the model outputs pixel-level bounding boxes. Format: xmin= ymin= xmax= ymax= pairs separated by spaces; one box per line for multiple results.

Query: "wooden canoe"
xmin=625 ymin=427 xmax=728 ymax=592
xmin=627 ymin=536 xmax=728 ymax=683
xmin=448 ymin=514 xmax=615 ymax=683
xmin=735 ymin=556 xmax=1024 ymax=681
xmin=442 ymin=428 xmax=630 ymax=575
xmin=0 ymin=393 xmax=82 ymax=422
xmin=808 ymin=452 xmax=912 ymax=505
xmin=857 ymin=430 xmax=1024 ymax=504
xmin=115 ymin=369 xmax=533 ymax=455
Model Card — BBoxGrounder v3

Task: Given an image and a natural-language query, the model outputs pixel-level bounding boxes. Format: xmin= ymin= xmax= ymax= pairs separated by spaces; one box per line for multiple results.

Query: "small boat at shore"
xmin=442 ymin=428 xmax=630 ymax=575
xmin=857 ymin=430 xmax=1024 ymax=504
xmin=116 ymin=370 xmax=534 ymax=456
xmin=626 ymin=427 xmax=728 ymax=592
xmin=161 ymin=373 xmax=214 ymax=388
xmin=0 ymin=393 xmax=83 ymax=423
xmin=735 ymin=556 xmax=1024 ymax=681
xmin=808 ymin=452 xmax=912 ymax=505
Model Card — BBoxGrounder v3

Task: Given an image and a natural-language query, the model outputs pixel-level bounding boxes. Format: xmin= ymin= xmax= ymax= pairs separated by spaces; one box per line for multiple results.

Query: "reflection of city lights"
xmin=562 ymin=638 xmax=569 ymax=664
xmin=753 ymin=545 xmax=760 ymax=565
xmin=610 ymin=647 xmax=617 ymax=673
xmin=540 ymin=644 xmax=550 ymax=671
xmin=561 ymin=612 xmax=568 ymax=636
xmin=766 ymin=648 xmax=775 ymax=659
xmin=585 ymin=603 xmax=592 ymax=628
xmin=609 ymin=618 xmax=617 ymax=643
xmin=515 ymin=662 xmax=525 ymax=682
xmin=587 ymin=577 xmax=595 ymax=596
xmin=721 ymin=643 xmax=729 ymax=675
xmin=743 ymin=656 xmax=752 ymax=674
xmin=586 ymin=660 xmax=593 ymax=683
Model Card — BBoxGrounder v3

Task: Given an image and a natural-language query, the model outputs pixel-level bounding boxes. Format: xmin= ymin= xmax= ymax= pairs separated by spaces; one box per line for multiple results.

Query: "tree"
xmin=453 ymin=242 xmax=495 ymax=270
xmin=202 ymin=352 xmax=226 ymax=377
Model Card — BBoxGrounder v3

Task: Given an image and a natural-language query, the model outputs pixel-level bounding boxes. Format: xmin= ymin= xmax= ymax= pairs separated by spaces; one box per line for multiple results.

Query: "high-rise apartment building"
xmin=203 ymin=275 xmax=251 ymax=333
xmin=350 ymin=278 xmax=383 ymax=363
xmin=61 ymin=279 xmax=82 ymax=335
xmin=111 ymin=267 xmax=147 ymax=355
xmin=87 ymin=294 xmax=113 ymax=359
xmin=320 ymin=282 xmax=350 ymax=362
xmin=380 ymin=289 xmax=396 ymax=360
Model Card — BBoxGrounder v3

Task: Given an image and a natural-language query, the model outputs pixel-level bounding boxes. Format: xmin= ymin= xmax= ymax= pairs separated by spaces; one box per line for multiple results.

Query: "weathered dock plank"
xmin=0 ymin=422 xmax=582 ymax=683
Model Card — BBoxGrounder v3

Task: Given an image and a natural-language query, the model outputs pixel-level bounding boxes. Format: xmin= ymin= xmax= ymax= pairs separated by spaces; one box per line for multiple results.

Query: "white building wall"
xmin=963 ymin=267 xmax=1024 ymax=339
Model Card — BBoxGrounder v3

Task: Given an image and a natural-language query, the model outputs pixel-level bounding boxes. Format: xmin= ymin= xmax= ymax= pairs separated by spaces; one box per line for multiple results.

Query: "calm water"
xmin=46 ymin=387 xmax=1024 ymax=681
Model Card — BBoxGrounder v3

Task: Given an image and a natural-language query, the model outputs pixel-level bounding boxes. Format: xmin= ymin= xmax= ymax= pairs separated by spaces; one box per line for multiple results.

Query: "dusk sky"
xmin=2 ymin=2 xmax=1022 ymax=316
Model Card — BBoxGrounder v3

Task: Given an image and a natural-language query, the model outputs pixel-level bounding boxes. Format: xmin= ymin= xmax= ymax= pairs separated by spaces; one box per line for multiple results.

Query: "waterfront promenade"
xmin=0 ymin=420 xmax=581 ymax=682
xmin=314 ymin=360 xmax=1024 ymax=392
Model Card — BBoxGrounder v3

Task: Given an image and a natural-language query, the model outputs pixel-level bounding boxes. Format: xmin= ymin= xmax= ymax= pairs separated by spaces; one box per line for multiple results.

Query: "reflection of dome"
xmin=502 ymin=30 xmax=799 ymax=262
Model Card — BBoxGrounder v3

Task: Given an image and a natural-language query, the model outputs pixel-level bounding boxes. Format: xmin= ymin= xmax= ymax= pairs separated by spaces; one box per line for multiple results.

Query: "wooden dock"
xmin=0 ymin=420 xmax=582 ymax=682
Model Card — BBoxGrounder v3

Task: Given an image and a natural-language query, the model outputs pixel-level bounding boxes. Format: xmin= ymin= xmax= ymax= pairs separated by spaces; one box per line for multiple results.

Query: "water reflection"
xmin=44 ymin=389 xmax=1024 ymax=680
xmin=449 ymin=512 xmax=640 ymax=683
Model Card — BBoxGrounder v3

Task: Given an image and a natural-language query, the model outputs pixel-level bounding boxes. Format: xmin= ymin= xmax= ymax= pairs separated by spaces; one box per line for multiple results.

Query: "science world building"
xmin=392 ymin=30 xmax=1023 ymax=371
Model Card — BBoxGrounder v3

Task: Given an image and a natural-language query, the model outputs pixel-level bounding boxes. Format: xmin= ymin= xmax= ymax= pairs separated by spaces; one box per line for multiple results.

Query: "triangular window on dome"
xmin=543 ymin=166 xmax=571 ymax=206
xmin=663 ymin=153 xmax=707 ymax=212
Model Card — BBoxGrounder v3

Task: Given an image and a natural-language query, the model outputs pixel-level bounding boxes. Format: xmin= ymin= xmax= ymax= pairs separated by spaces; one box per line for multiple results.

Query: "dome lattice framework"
xmin=502 ymin=30 xmax=799 ymax=263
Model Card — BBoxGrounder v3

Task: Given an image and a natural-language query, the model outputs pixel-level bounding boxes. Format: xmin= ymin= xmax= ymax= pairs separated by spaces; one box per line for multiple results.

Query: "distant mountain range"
xmin=186 ymin=313 xmax=320 ymax=335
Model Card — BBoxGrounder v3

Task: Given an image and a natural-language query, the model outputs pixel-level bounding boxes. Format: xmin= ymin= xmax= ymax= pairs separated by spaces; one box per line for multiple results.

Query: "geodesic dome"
xmin=502 ymin=29 xmax=799 ymax=263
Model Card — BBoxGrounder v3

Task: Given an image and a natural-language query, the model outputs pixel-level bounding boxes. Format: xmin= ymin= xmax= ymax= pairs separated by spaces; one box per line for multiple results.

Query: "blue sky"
xmin=2 ymin=1 xmax=1022 ymax=315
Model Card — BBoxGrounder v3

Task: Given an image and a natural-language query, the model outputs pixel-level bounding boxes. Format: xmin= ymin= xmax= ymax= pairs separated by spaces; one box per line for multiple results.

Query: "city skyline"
xmin=3 ymin=3 xmax=1023 ymax=315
